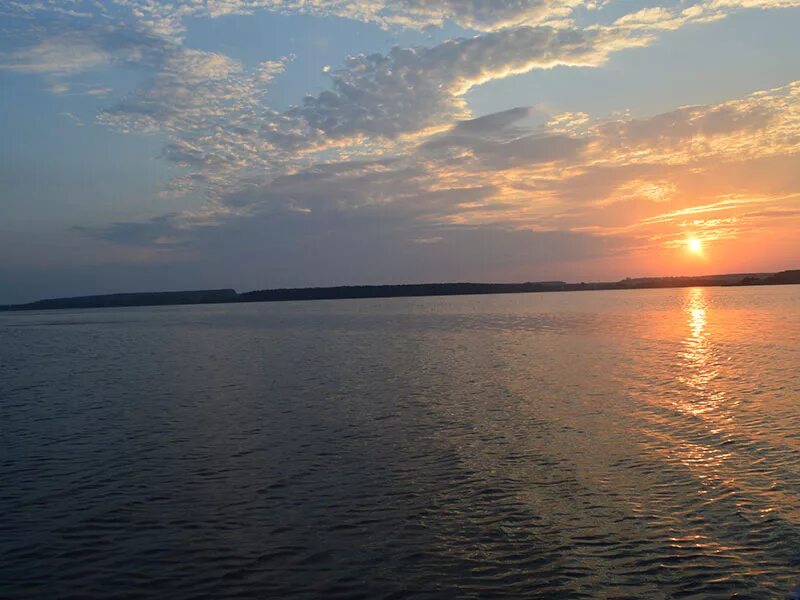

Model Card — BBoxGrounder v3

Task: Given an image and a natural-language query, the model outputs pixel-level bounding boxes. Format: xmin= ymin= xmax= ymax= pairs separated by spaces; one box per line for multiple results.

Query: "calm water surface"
xmin=2 ymin=286 xmax=800 ymax=598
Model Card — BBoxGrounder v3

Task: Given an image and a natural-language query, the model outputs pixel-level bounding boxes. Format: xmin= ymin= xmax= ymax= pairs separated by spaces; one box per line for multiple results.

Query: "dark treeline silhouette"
xmin=239 ymin=281 xmax=566 ymax=302
xmin=1 ymin=270 xmax=798 ymax=312
xmin=1 ymin=289 xmax=238 ymax=311
xmin=752 ymin=270 xmax=800 ymax=285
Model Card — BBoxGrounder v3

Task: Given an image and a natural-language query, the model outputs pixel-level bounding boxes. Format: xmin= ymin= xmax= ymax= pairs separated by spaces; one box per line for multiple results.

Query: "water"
xmin=2 ymin=286 xmax=800 ymax=598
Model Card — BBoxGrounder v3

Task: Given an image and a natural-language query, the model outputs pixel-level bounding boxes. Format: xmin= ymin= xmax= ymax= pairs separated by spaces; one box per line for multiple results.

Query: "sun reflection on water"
xmin=688 ymin=292 xmax=707 ymax=341
xmin=678 ymin=287 xmax=728 ymax=416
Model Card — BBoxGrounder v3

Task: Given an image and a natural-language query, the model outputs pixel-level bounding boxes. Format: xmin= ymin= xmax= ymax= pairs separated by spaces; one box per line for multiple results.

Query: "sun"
xmin=686 ymin=237 xmax=703 ymax=255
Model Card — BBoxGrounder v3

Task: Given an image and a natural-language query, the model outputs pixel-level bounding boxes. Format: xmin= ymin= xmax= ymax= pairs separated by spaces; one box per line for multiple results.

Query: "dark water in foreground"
xmin=2 ymin=286 xmax=800 ymax=599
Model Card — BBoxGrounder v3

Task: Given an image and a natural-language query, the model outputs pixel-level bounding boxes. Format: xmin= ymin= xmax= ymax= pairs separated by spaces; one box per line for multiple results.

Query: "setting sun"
xmin=687 ymin=238 xmax=704 ymax=255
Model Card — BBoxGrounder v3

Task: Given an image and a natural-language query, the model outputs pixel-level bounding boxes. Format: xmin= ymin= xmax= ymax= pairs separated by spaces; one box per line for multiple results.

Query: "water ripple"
xmin=1 ymin=286 xmax=799 ymax=598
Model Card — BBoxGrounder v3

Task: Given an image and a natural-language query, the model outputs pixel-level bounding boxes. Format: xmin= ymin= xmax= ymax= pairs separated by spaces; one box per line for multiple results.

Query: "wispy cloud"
xmin=0 ymin=33 xmax=112 ymax=75
xmin=641 ymin=196 xmax=775 ymax=224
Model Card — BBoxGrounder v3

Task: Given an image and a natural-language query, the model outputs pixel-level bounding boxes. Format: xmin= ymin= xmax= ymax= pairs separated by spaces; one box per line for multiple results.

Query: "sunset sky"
xmin=1 ymin=0 xmax=799 ymax=303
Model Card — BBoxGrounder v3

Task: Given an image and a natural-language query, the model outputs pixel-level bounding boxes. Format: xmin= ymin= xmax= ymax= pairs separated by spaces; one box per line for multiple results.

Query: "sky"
xmin=1 ymin=0 xmax=799 ymax=303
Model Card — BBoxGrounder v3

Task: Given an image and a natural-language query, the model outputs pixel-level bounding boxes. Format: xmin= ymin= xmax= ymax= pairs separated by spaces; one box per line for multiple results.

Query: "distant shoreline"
xmin=2 ymin=269 xmax=798 ymax=312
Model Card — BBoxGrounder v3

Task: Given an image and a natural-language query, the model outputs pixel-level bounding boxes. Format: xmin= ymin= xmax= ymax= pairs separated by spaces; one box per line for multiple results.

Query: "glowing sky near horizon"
xmin=1 ymin=1 xmax=799 ymax=303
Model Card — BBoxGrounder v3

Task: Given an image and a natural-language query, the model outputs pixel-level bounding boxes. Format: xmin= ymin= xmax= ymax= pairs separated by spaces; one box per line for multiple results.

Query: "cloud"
xmin=0 ymin=21 xmax=170 ymax=97
xmin=744 ymin=208 xmax=800 ymax=219
xmin=640 ymin=196 xmax=774 ymax=224
xmin=48 ymin=83 xmax=71 ymax=94
xmin=94 ymin=22 xmax=647 ymax=203
xmin=344 ymin=0 xmax=586 ymax=30
xmin=90 ymin=0 xmax=795 ymax=185
xmin=96 ymin=48 xmax=294 ymax=198
xmin=88 ymin=0 xmax=800 ymax=41
xmin=76 ymin=214 xmax=186 ymax=246
xmin=113 ymin=79 xmax=800 ymax=242
xmin=425 ymin=112 xmax=588 ymax=170
xmin=611 ymin=5 xmax=723 ymax=31
xmin=705 ymin=0 xmax=800 ymax=9
xmin=595 ymin=103 xmax=775 ymax=148
xmin=421 ymin=107 xmax=542 ymax=151
xmin=74 ymin=203 xmax=635 ymax=293
xmin=0 ymin=33 xmax=112 ymax=75
xmin=96 ymin=0 xmax=589 ymax=39
xmin=8 ymin=0 xmax=798 ymax=201
xmin=292 ymin=25 xmax=645 ymax=141
xmin=99 ymin=49 xmax=251 ymax=133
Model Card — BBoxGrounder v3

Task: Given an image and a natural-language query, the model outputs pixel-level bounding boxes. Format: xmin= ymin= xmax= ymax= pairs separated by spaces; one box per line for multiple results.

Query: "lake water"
xmin=2 ymin=286 xmax=800 ymax=598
